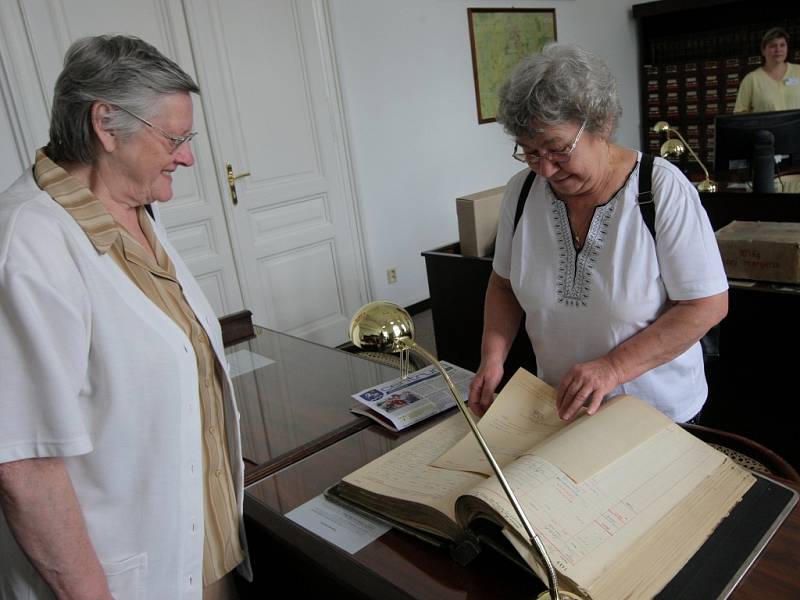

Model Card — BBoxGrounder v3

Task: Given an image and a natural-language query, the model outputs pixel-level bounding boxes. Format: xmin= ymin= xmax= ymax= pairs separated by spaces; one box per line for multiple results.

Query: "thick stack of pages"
xmin=331 ymin=368 xmax=755 ymax=600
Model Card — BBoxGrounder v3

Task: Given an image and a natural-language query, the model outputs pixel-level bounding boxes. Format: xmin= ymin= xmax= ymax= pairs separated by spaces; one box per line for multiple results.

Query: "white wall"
xmin=0 ymin=96 xmax=26 ymax=192
xmin=0 ymin=0 xmax=642 ymax=315
xmin=329 ymin=0 xmax=641 ymax=307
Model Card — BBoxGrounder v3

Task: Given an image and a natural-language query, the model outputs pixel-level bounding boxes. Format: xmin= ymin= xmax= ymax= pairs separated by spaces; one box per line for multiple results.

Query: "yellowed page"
xmin=342 ymin=413 xmax=484 ymax=521
xmin=432 ymin=369 xmax=565 ymax=474
xmin=505 ymin=463 xmax=754 ymax=600
xmin=589 ymin=463 xmax=754 ymax=600
xmin=531 ymin=395 xmax=671 ymax=483
xmin=464 ymin=423 xmax=733 ymax=589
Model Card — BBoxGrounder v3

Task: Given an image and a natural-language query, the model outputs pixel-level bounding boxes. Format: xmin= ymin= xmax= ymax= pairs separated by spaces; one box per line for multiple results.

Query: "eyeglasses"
xmin=512 ymin=121 xmax=587 ymax=164
xmin=113 ymin=104 xmax=197 ymax=153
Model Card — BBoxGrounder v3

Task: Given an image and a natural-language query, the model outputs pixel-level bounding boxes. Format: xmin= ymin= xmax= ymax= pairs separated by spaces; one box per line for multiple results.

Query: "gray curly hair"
xmin=46 ymin=34 xmax=199 ymax=164
xmin=496 ymin=43 xmax=622 ymax=140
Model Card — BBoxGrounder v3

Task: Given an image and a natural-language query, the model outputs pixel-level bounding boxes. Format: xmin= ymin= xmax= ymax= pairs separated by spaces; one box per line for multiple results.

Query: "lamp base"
xmin=697 ymin=179 xmax=717 ymax=193
xmin=536 ymin=591 xmax=582 ymax=599
xmin=535 ymin=591 xmax=576 ymax=600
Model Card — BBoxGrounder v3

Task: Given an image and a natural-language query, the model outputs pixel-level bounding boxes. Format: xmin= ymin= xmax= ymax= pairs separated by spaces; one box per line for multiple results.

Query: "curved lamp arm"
xmin=670 ymin=128 xmax=711 ymax=181
xmin=653 ymin=121 xmax=716 ymax=193
xmin=350 ymin=301 xmax=579 ymax=600
xmin=406 ymin=341 xmax=563 ymax=600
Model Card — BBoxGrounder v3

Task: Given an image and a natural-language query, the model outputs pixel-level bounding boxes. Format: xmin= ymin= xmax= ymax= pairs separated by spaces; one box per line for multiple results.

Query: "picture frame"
xmin=467 ymin=8 xmax=557 ymax=123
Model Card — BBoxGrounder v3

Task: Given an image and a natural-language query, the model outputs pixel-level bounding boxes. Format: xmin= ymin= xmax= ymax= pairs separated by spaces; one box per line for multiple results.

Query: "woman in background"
xmin=735 ymin=27 xmax=800 ymax=113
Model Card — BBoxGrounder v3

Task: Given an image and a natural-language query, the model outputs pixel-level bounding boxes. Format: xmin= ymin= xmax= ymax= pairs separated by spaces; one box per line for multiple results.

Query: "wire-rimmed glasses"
xmin=512 ymin=121 xmax=587 ymax=164
xmin=113 ymin=104 xmax=197 ymax=153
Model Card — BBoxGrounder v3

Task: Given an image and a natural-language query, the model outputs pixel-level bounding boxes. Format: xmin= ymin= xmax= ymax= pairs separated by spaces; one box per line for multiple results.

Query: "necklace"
xmin=570 ymin=211 xmax=594 ymax=249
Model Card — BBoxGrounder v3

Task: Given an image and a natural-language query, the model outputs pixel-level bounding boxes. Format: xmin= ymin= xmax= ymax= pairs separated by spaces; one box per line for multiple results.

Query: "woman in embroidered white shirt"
xmin=735 ymin=27 xmax=800 ymax=113
xmin=467 ymin=43 xmax=728 ymax=424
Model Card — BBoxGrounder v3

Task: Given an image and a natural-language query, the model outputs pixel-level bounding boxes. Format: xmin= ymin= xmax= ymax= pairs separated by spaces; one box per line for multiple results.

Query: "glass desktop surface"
xmin=225 ymin=326 xmax=398 ymax=477
xmin=243 ymin=422 xmax=542 ymax=600
xmin=242 ymin=420 xmax=800 ymax=600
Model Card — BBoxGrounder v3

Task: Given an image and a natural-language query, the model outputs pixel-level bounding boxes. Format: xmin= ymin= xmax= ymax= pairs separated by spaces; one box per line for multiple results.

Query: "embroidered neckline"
xmin=549 ymin=188 xmax=618 ymax=307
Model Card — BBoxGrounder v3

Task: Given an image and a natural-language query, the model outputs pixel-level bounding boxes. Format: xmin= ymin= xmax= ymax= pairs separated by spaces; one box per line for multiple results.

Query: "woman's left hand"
xmin=555 ymin=293 xmax=729 ymax=421
xmin=556 ymin=357 xmax=622 ymax=421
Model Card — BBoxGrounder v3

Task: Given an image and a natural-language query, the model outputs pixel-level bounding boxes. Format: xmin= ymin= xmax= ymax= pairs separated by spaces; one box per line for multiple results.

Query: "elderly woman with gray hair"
xmin=467 ymin=43 xmax=728 ymax=424
xmin=0 ymin=36 xmax=248 ymax=599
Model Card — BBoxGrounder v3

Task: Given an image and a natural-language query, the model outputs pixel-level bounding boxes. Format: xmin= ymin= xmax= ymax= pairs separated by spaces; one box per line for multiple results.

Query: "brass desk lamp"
xmin=350 ymin=300 xmax=577 ymax=600
xmin=653 ymin=121 xmax=717 ymax=192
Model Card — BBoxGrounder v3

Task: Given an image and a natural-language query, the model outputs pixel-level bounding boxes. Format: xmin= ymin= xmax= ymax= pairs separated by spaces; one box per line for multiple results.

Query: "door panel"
xmin=0 ymin=87 xmax=26 ymax=192
xmin=261 ymin=242 xmax=345 ymax=335
xmin=225 ymin=3 xmax=319 ymax=182
xmin=186 ymin=0 xmax=367 ymax=346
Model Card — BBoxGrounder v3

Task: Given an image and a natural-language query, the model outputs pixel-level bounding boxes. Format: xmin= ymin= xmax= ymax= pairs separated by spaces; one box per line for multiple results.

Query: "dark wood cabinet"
xmin=632 ymin=0 xmax=800 ymax=182
xmin=421 ymin=243 xmax=535 ymax=388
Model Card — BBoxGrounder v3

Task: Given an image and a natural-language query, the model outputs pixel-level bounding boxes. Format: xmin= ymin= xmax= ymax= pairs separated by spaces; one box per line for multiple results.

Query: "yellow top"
xmin=734 ymin=62 xmax=800 ymax=113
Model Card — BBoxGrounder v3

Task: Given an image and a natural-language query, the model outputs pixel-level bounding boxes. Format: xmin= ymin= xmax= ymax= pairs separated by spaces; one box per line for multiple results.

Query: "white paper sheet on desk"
xmin=286 ymin=495 xmax=390 ymax=554
xmin=226 ymin=349 xmax=274 ymax=377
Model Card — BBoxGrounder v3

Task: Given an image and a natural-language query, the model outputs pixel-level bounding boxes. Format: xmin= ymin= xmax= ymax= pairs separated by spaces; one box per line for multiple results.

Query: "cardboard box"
xmin=456 ymin=185 xmax=505 ymax=257
xmin=715 ymin=221 xmax=800 ymax=284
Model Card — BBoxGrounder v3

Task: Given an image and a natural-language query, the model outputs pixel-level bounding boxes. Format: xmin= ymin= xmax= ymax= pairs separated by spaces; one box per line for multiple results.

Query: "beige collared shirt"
xmin=33 ymin=149 xmax=244 ymax=585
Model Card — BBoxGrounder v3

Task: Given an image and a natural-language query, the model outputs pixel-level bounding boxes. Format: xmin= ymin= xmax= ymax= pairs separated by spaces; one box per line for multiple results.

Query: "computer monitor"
xmin=714 ymin=110 xmax=800 ymax=192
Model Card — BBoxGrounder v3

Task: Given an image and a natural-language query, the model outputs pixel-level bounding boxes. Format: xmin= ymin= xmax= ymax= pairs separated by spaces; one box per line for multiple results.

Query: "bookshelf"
xmin=632 ymin=0 xmax=800 ymax=183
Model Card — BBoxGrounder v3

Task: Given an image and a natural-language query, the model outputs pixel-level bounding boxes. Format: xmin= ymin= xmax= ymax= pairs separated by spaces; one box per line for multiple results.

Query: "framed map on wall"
xmin=467 ymin=8 xmax=557 ymax=123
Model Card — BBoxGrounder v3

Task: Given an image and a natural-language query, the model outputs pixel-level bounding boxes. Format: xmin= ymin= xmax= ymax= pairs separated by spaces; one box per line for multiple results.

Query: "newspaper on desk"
xmin=350 ymin=361 xmax=474 ymax=432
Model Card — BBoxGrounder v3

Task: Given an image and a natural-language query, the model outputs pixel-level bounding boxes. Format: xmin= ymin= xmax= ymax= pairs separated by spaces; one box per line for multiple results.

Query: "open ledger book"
xmin=328 ymin=368 xmax=758 ymax=600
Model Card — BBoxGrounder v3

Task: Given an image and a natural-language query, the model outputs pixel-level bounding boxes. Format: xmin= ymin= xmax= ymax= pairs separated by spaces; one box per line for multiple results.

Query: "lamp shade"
xmin=660 ymin=138 xmax=686 ymax=159
xmin=652 ymin=120 xmax=671 ymax=135
xmin=349 ymin=300 xmax=415 ymax=353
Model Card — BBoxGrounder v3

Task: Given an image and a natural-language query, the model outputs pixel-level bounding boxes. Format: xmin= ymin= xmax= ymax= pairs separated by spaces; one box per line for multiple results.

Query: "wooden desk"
xmin=699 ymin=190 xmax=800 ymax=231
xmin=421 ymin=243 xmax=535 ymax=382
xmin=701 ymin=280 xmax=800 ymax=470
xmin=240 ymin=422 xmax=800 ymax=599
xmin=224 ymin=326 xmax=397 ymax=485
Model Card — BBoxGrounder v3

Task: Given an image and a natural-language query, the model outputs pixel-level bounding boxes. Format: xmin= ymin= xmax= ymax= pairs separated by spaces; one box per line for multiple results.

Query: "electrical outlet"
xmin=387 ymin=267 xmax=397 ymax=284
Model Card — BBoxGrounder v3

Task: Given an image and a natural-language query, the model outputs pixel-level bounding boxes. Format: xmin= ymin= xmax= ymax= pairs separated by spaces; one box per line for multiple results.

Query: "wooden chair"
xmin=681 ymin=423 xmax=800 ymax=482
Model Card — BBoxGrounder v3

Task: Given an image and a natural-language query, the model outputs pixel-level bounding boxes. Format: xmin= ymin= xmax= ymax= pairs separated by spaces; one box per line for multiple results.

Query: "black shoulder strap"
xmin=514 ymin=159 xmax=656 ymax=240
xmin=512 ymin=170 xmax=537 ymax=233
xmin=638 ymin=154 xmax=719 ymax=361
xmin=637 ymin=153 xmax=656 ymax=241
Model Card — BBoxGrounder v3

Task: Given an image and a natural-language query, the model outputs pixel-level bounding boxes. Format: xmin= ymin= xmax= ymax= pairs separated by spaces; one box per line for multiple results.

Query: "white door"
xmin=0 ymin=0 xmax=368 ymax=346
xmin=185 ymin=0 xmax=368 ymax=346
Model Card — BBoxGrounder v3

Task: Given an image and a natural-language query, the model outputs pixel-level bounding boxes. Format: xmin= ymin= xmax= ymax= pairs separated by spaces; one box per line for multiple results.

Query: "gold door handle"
xmin=226 ymin=162 xmax=251 ymax=205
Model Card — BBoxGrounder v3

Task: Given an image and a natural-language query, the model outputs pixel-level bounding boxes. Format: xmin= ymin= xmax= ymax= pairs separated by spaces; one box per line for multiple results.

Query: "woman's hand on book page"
xmin=467 ymin=361 xmax=504 ymax=417
xmin=556 ymin=356 xmax=622 ymax=421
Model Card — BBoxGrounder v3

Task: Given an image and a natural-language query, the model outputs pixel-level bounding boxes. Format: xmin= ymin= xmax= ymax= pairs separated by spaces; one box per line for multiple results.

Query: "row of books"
xmin=646 ymin=70 xmax=748 ymax=94
xmin=646 ymin=23 xmax=800 ymax=64
xmin=643 ymin=56 xmax=771 ymax=78
xmin=647 ymin=122 xmax=718 ymax=167
xmin=646 ymin=101 xmax=737 ymax=124
xmin=642 ymin=59 xmax=766 ymax=123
